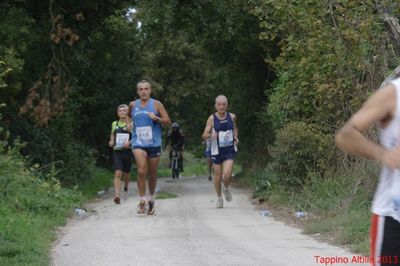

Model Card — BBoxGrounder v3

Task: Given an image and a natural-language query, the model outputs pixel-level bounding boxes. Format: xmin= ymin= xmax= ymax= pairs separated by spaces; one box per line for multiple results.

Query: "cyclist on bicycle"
xmin=164 ymin=122 xmax=185 ymax=172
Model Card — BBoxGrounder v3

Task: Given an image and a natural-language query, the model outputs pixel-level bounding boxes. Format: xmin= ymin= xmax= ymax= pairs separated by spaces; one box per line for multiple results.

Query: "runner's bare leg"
xmin=222 ymin=159 xmax=234 ymax=188
xmin=133 ymin=149 xmax=148 ymax=198
xmin=148 ymin=156 xmax=160 ymax=196
xmin=213 ymin=164 xmax=222 ymax=197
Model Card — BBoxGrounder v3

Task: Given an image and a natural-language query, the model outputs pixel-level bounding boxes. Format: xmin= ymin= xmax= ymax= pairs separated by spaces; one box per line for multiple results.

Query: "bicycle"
xmin=171 ymin=145 xmax=180 ymax=179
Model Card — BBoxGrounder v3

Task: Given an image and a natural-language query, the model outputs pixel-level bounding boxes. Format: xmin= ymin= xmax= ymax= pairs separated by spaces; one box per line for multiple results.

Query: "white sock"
xmin=218 ymin=196 xmax=223 ymax=200
xmin=140 ymin=196 xmax=146 ymax=202
xmin=149 ymin=195 xmax=155 ymax=202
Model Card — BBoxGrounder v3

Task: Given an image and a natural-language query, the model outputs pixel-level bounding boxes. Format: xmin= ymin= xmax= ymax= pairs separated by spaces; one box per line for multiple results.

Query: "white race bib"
xmin=218 ymin=130 xmax=233 ymax=147
xmin=136 ymin=126 xmax=153 ymax=145
xmin=211 ymin=138 xmax=219 ymax=156
xmin=115 ymin=133 xmax=130 ymax=148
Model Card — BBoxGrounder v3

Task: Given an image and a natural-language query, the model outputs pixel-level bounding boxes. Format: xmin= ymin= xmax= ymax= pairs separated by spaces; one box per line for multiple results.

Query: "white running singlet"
xmin=372 ymin=78 xmax=400 ymax=222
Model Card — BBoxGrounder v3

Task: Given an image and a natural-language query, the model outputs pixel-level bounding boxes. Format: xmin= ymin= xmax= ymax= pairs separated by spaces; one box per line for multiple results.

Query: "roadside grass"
xmin=0 ymin=152 xmax=82 ymax=265
xmin=236 ymin=161 xmax=378 ymax=255
xmin=302 ymin=206 xmax=370 ymax=254
xmin=0 ymin=150 xmax=116 ymax=265
xmin=78 ymin=166 xmax=114 ymax=198
xmin=0 ymin=206 xmax=60 ymax=266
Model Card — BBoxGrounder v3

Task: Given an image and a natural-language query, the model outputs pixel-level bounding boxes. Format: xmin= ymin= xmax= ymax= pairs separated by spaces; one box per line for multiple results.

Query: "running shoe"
xmin=124 ymin=186 xmax=128 ymax=192
xmin=223 ymin=187 xmax=232 ymax=202
xmin=208 ymin=176 xmax=212 ymax=181
xmin=147 ymin=201 xmax=155 ymax=215
xmin=114 ymin=196 xmax=121 ymax=204
xmin=137 ymin=200 xmax=146 ymax=214
xmin=216 ymin=198 xmax=223 ymax=208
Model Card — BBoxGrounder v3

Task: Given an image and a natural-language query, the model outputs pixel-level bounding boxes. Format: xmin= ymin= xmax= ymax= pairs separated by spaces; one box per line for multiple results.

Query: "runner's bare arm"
xmin=124 ymin=117 xmax=133 ymax=147
xmin=154 ymin=101 xmax=171 ymax=126
xmin=335 ymin=85 xmax=396 ymax=163
xmin=126 ymin=117 xmax=133 ymax=132
xmin=128 ymin=101 xmax=135 ymax=118
xmin=109 ymin=123 xmax=115 ymax=147
xmin=231 ymin=113 xmax=238 ymax=143
xmin=202 ymin=115 xmax=213 ymax=140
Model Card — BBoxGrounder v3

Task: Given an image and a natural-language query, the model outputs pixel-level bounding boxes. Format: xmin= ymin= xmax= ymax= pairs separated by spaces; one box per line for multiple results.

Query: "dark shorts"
xmin=113 ymin=149 xmax=133 ymax=173
xmin=133 ymin=146 xmax=161 ymax=158
xmin=211 ymin=152 xmax=235 ymax=165
xmin=204 ymin=150 xmax=211 ymax=159
xmin=371 ymin=214 xmax=400 ymax=266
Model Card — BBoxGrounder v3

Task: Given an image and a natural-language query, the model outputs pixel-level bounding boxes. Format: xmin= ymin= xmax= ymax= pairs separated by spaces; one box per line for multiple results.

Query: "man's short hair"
xmin=118 ymin=104 xmax=128 ymax=110
xmin=137 ymin=79 xmax=152 ymax=89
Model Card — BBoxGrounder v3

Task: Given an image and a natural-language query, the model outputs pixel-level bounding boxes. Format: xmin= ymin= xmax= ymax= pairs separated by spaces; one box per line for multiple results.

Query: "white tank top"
xmin=372 ymin=78 xmax=400 ymax=221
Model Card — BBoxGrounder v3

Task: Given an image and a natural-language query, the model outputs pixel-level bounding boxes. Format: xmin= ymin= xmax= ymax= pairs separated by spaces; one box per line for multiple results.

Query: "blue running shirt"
xmin=213 ymin=112 xmax=235 ymax=155
xmin=131 ymin=98 xmax=162 ymax=148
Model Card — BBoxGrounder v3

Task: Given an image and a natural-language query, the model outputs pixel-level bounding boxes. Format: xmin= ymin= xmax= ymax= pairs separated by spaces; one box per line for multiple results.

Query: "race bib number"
xmin=115 ymin=133 xmax=130 ymax=148
xmin=136 ymin=126 xmax=153 ymax=145
xmin=218 ymin=130 xmax=233 ymax=147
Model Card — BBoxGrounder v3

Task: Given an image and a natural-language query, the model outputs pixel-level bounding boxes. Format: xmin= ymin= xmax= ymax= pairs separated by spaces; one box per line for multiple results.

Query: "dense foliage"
xmin=1 ymin=0 xmax=399 ymax=189
xmin=2 ymin=0 xmax=400 ymax=261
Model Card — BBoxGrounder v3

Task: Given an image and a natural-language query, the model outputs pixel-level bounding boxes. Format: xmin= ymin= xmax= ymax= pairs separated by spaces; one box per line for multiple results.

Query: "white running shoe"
xmin=217 ymin=198 xmax=223 ymax=208
xmin=137 ymin=200 xmax=146 ymax=214
xmin=223 ymin=187 xmax=232 ymax=202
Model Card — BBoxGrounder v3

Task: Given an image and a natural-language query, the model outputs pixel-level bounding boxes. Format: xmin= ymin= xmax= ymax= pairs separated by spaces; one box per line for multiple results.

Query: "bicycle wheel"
xmin=174 ymin=167 xmax=180 ymax=179
xmin=172 ymin=158 xmax=178 ymax=179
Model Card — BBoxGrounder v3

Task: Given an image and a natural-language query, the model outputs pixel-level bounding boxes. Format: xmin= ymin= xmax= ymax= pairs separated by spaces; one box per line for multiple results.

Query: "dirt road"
xmin=51 ymin=176 xmax=368 ymax=266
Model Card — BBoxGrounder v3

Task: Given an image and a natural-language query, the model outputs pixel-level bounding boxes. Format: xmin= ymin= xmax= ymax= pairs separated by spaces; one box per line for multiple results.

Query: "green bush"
xmin=253 ymin=168 xmax=280 ymax=196
xmin=0 ymin=133 xmax=84 ymax=265
xmin=18 ymin=106 xmax=97 ymax=186
xmin=0 ymin=149 xmax=83 ymax=218
xmin=268 ymin=121 xmax=334 ymax=188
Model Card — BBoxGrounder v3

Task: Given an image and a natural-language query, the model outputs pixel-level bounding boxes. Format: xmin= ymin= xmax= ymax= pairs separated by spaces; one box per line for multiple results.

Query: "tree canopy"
xmin=1 ymin=0 xmax=399 ymax=185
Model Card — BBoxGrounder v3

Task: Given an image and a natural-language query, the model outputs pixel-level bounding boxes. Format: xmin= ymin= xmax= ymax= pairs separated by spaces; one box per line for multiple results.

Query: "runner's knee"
xmin=114 ymin=170 xmax=122 ymax=177
xmin=137 ymin=168 xmax=146 ymax=177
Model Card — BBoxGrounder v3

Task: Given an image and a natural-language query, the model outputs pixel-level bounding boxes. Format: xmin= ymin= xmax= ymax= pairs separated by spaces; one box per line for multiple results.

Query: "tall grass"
xmin=298 ymin=162 xmax=377 ymax=253
xmin=0 ymin=146 xmax=114 ymax=265
xmin=0 ymin=149 xmax=81 ymax=265
xmin=78 ymin=166 xmax=114 ymax=198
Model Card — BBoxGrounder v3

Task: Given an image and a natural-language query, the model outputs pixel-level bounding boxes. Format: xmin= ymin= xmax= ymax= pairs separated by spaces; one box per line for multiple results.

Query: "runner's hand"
xmin=108 ymin=140 xmax=114 ymax=148
xmin=148 ymin=112 xmax=158 ymax=121
xmin=211 ymin=131 xmax=218 ymax=139
xmin=382 ymin=147 xmax=400 ymax=169
xmin=123 ymin=141 xmax=130 ymax=149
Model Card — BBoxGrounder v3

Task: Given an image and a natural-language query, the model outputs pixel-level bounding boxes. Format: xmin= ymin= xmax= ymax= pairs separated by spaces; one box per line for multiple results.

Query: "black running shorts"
xmin=371 ymin=214 xmax=400 ymax=266
xmin=113 ymin=149 xmax=133 ymax=173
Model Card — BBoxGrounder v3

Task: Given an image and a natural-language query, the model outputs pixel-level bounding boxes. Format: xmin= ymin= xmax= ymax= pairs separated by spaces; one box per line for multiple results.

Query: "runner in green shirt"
xmin=108 ymin=104 xmax=133 ymax=204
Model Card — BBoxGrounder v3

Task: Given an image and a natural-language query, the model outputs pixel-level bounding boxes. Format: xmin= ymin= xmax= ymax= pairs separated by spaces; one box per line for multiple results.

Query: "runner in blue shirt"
xmin=128 ymin=80 xmax=171 ymax=215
